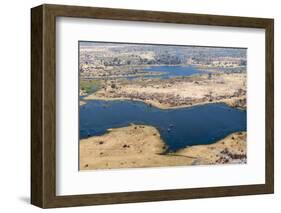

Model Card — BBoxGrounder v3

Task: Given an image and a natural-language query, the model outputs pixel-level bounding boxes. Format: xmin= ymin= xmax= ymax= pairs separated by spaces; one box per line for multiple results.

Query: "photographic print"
xmin=79 ymin=42 xmax=247 ymax=171
xmin=31 ymin=5 xmax=274 ymax=207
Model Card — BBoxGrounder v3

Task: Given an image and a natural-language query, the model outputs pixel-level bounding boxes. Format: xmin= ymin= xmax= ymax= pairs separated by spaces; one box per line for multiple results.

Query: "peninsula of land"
xmin=83 ymin=72 xmax=246 ymax=110
xmin=80 ymin=125 xmax=246 ymax=170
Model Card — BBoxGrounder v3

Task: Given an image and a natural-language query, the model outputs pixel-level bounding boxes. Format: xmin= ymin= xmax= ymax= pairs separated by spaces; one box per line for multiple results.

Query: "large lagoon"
xmin=80 ymin=100 xmax=246 ymax=152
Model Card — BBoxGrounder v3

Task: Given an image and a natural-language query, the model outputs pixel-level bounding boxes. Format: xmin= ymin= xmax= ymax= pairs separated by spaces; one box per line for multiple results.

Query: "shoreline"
xmin=82 ymin=70 xmax=166 ymax=80
xmin=79 ymin=100 xmax=86 ymax=106
xmin=82 ymin=72 xmax=246 ymax=110
xmin=83 ymin=94 xmax=246 ymax=110
xmin=80 ymin=124 xmax=246 ymax=170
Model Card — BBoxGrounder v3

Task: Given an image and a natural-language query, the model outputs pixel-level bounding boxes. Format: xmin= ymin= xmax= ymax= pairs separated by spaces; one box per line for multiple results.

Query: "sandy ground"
xmin=80 ymin=125 xmax=246 ymax=170
xmin=84 ymin=73 xmax=246 ymax=109
xmin=176 ymin=131 xmax=247 ymax=165
xmin=79 ymin=100 xmax=86 ymax=106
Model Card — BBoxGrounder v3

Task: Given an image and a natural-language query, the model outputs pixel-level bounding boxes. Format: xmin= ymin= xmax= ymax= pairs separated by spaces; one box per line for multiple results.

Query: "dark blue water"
xmin=80 ymin=100 xmax=246 ymax=152
xmin=142 ymin=65 xmax=207 ymax=79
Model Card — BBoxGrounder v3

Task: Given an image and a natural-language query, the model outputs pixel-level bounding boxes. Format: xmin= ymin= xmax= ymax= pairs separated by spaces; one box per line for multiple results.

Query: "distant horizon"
xmin=79 ymin=41 xmax=247 ymax=51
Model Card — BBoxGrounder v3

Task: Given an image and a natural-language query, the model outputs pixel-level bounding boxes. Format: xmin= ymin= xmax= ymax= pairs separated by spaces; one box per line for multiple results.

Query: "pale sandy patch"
xmin=79 ymin=100 xmax=86 ymax=106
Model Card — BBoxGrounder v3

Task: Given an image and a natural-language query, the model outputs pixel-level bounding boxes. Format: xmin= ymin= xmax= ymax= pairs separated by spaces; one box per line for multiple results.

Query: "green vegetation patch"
xmin=80 ymin=79 xmax=102 ymax=94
